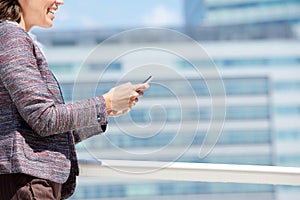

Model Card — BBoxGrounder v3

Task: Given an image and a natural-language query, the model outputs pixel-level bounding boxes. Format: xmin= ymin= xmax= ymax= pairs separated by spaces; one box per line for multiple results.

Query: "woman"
xmin=0 ymin=0 xmax=149 ymax=199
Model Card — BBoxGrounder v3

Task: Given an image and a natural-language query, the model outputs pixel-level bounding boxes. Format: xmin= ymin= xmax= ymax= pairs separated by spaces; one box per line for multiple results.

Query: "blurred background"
xmin=32 ymin=0 xmax=300 ymax=199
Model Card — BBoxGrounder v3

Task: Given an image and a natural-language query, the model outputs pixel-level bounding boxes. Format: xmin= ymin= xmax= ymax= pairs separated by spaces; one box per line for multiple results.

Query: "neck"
xmin=18 ymin=16 xmax=31 ymax=32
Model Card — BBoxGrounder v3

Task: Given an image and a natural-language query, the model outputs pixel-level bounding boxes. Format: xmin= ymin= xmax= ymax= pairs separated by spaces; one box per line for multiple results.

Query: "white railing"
xmin=79 ymin=159 xmax=300 ymax=186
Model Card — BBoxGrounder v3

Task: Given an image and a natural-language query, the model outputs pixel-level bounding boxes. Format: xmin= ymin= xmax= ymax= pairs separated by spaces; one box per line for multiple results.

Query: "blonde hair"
xmin=0 ymin=0 xmax=21 ymax=22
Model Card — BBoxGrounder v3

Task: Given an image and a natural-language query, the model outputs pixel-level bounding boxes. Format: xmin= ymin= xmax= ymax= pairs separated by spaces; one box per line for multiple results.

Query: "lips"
xmin=47 ymin=8 xmax=56 ymax=20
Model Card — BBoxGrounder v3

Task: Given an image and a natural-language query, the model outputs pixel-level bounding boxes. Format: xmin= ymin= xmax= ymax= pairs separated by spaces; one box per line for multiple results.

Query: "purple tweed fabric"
xmin=0 ymin=20 xmax=108 ymax=199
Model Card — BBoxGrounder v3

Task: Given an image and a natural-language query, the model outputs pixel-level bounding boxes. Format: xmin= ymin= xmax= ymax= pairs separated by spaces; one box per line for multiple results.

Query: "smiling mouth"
xmin=48 ymin=8 xmax=56 ymax=16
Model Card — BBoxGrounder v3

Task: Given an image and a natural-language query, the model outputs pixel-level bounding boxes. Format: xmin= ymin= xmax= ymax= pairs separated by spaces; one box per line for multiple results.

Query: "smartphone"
xmin=143 ymin=75 xmax=153 ymax=84
xmin=136 ymin=76 xmax=152 ymax=92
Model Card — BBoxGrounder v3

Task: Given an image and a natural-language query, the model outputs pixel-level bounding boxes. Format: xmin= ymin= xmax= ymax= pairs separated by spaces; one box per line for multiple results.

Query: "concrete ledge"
xmin=79 ymin=159 xmax=300 ymax=186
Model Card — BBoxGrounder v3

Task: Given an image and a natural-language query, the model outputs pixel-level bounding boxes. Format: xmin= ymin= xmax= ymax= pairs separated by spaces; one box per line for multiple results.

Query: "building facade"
xmin=38 ymin=37 xmax=300 ymax=200
xmin=184 ymin=0 xmax=300 ymax=40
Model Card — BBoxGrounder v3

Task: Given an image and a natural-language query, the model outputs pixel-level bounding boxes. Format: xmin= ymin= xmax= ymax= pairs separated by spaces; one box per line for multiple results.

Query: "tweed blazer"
xmin=0 ymin=21 xmax=108 ymax=198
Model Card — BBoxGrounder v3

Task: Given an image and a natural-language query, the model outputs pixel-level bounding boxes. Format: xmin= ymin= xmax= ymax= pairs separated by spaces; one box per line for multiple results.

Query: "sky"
xmin=49 ymin=0 xmax=184 ymax=30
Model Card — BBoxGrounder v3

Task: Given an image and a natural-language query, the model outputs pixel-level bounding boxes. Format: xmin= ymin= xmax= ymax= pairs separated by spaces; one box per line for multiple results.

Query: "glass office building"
xmin=184 ymin=0 xmax=300 ymax=40
xmin=182 ymin=1 xmax=300 ymax=199
xmin=185 ymin=0 xmax=206 ymax=27
xmin=38 ymin=38 xmax=300 ymax=200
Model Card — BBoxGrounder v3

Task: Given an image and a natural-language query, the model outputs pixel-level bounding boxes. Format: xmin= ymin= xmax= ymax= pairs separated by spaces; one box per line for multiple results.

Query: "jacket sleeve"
xmin=0 ymin=25 xmax=108 ymax=138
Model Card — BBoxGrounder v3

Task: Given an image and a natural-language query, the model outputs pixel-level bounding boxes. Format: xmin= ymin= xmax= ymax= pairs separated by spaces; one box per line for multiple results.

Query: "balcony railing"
xmin=79 ymin=159 xmax=300 ymax=186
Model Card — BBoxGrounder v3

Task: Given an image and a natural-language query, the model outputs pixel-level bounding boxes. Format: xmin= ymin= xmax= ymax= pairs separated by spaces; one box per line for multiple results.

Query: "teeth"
xmin=48 ymin=10 xmax=55 ymax=15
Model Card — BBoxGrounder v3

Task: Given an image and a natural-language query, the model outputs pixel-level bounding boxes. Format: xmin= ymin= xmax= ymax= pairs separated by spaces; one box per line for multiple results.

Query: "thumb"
xmin=134 ymin=83 xmax=150 ymax=91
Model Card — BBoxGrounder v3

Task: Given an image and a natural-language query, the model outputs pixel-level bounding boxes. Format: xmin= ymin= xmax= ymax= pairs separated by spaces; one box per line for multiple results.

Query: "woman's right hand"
xmin=102 ymin=82 xmax=149 ymax=117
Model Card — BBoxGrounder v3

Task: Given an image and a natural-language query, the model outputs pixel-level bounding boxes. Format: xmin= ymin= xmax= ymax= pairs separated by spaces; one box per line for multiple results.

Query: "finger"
xmin=134 ymin=83 xmax=150 ymax=91
xmin=130 ymin=91 xmax=140 ymax=98
xmin=133 ymin=98 xmax=139 ymax=103
xmin=107 ymin=110 xmax=114 ymax=117
xmin=119 ymin=108 xmax=130 ymax=115
xmin=129 ymin=101 xmax=135 ymax=108
xmin=137 ymin=90 xmax=144 ymax=97
xmin=130 ymin=95 xmax=139 ymax=100
xmin=129 ymin=97 xmax=138 ymax=107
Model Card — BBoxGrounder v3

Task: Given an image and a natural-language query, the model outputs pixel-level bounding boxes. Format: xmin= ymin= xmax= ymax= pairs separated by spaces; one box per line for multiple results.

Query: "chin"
xmin=40 ymin=23 xmax=53 ymax=29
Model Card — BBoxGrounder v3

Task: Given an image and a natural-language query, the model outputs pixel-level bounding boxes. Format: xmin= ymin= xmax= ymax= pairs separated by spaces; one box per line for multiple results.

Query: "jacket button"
xmin=97 ymin=114 xmax=101 ymax=122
